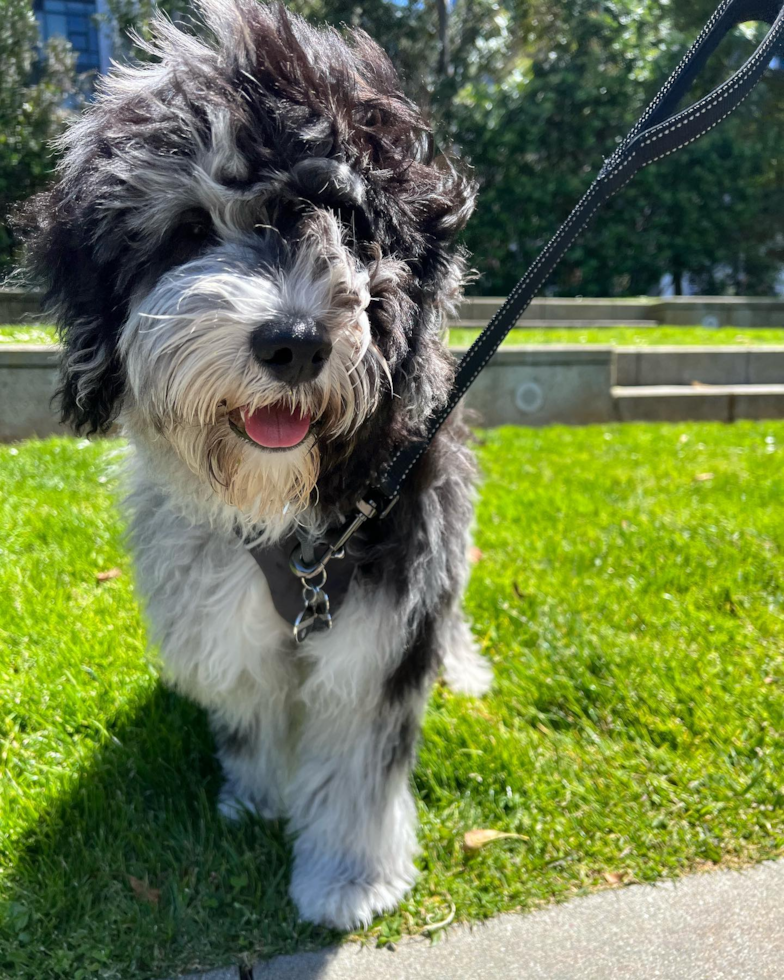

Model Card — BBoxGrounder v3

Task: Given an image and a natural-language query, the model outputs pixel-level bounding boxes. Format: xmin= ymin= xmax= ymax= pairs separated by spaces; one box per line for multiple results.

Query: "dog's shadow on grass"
xmin=3 ymin=683 xmax=342 ymax=980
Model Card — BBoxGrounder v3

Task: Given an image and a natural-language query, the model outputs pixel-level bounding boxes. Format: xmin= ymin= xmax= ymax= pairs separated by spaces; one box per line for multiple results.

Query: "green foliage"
xmin=9 ymin=0 xmax=783 ymax=295
xmin=4 ymin=424 xmax=784 ymax=977
xmin=0 ymin=0 xmax=78 ymax=270
xmin=449 ymin=1 xmax=784 ymax=296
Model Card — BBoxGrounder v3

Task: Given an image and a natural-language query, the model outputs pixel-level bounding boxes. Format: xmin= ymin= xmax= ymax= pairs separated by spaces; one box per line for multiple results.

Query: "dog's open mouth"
xmin=228 ymin=402 xmax=312 ymax=450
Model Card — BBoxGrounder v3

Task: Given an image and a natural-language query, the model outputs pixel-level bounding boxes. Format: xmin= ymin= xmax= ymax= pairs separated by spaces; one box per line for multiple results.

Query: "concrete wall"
xmin=2 ymin=291 xmax=783 ymax=327
xmin=457 ymin=296 xmax=784 ymax=327
xmin=655 ymin=297 xmax=784 ymax=328
xmin=615 ymin=347 xmax=784 ymax=386
xmin=462 ymin=347 xmax=615 ymax=427
xmin=459 ymin=297 xmax=657 ymax=324
xmin=0 ymin=346 xmax=66 ymax=441
xmin=613 ymin=385 xmax=784 ymax=423
xmin=2 ymin=343 xmax=784 ymax=442
xmin=0 ymin=289 xmax=45 ymax=325
xmin=0 ymin=344 xmax=617 ymax=439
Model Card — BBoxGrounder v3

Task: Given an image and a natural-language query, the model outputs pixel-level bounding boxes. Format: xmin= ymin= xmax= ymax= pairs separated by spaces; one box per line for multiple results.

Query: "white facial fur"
xmin=119 ymin=208 xmax=391 ymax=541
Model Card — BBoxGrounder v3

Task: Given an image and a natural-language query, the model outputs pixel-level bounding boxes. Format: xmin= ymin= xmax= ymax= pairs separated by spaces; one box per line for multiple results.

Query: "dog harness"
xmin=246 ymin=529 xmax=359 ymax=639
xmin=248 ymin=0 xmax=784 ymax=642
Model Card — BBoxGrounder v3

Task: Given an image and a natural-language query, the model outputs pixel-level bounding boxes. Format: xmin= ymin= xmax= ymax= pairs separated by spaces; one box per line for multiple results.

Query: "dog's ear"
xmin=416 ymin=166 xmax=477 ymax=251
xmin=405 ymin=164 xmax=478 ymax=319
xmin=19 ymin=187 xmax=127 ymax=435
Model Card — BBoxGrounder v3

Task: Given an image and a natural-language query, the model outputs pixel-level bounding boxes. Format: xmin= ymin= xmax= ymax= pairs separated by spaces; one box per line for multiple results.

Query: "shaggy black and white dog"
xmin=24 ymin=0 xmax=491 ymax=929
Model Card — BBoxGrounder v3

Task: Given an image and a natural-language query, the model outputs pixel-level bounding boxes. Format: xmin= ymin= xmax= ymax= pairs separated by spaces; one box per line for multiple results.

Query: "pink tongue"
xmin=242 ymin=403 xmax=311 ymax=448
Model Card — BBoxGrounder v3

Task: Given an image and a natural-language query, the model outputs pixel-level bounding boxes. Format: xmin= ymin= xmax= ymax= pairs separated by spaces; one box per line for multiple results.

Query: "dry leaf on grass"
xmin=128 ymin=875 xmax=160 ymax=906
xmin=694 ymin=473 xmax=714 ymax=482
xmin=96 ymin=568 xmax=122 ymax=582
xmin=603 ymin=871 xmax=625 ymax=885
xmin=463 ymin=829 xmax=528 ymax=854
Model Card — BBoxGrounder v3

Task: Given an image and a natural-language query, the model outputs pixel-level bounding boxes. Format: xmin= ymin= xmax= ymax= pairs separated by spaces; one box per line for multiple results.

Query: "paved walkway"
xmin=182 ymin=859 xmax=784 ymax=980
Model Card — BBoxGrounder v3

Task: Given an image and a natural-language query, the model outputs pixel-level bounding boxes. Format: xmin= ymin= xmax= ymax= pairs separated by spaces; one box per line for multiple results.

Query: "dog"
xmin=23 ymin=0 xmax=492 ymax=930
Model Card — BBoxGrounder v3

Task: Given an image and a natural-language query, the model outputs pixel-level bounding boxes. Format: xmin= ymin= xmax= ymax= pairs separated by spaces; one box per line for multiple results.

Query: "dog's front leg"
xmin=210 ymin=651 xmax=295 ymax=823
xmin=287 ymin=589 xmax=429 ymax=930
xmin=129 ymin=497 xmax=298 ymax=821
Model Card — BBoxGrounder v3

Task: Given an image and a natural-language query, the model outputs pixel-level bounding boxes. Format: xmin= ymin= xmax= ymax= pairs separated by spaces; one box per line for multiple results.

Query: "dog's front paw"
xmin=290 ymin=850 xmax=415 ymax=930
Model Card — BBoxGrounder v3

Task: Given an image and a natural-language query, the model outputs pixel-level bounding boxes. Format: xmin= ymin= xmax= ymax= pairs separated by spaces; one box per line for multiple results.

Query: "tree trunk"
xmin=435 ymin=0 xmax=451 ymax=77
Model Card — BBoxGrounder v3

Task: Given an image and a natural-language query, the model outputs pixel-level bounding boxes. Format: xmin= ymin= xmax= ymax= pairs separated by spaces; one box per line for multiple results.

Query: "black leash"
xmin=262 ymin=0 xmax=784 ymax=641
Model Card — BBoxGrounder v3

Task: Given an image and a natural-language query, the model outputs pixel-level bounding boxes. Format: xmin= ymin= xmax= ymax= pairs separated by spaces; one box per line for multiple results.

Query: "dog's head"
xmin=24 ymin=0 xmax=475 ymax=534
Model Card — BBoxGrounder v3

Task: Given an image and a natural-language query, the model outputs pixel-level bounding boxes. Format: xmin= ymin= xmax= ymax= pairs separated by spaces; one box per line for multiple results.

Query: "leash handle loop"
xmin=376 ymin=0 xmax=784 ymax=502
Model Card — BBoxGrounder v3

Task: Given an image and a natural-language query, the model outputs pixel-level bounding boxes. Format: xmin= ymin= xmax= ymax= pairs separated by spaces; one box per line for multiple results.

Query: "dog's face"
xmin=24 ymin=0 xmax=475 ymax=532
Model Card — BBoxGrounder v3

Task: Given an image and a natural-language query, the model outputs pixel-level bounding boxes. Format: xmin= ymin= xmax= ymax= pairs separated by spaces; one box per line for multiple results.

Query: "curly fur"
xmin=21 ymin=0 xmax=491 ymax=930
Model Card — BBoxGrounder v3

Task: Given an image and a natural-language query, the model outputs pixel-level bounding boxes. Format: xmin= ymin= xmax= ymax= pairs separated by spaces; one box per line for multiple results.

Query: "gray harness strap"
xmin=244 ymin=532 xmax=359 ymax=627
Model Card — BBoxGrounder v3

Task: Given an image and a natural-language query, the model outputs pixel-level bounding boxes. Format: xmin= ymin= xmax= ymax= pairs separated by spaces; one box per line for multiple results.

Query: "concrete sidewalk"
xmin=184 ymin=860 xmax=784 ymax=980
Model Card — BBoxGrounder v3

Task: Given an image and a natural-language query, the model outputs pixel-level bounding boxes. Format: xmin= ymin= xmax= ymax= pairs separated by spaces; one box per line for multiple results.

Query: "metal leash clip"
xmin=289 ymin=494 xmax=399 ymax=643
xmin=292 ymin=569 xmax=333 ymax=644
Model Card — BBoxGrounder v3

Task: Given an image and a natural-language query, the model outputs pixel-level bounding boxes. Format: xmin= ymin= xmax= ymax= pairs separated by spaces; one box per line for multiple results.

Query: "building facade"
xmin=33 ymin=0 xmax=112 ymax=75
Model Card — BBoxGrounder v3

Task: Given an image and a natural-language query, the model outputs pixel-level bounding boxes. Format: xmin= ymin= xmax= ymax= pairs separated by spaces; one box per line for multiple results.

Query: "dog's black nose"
xmin=250 ymin=316 xmax=332 ymax=385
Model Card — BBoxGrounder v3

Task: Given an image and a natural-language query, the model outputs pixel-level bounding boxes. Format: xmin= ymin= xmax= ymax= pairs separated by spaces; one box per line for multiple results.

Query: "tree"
xmin=449 ymin=0 xmax=784 ymax=295
xmin=84 ymin=0 xmax=784 ymax=295
xmin=0 ymin=0 xmax=78 ymax=271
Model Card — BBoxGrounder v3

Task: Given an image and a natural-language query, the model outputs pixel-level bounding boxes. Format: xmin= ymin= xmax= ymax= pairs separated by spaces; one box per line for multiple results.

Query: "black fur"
xmin=18 ymin=1 xmax=486 ymax=929
xmin=20 ymin=0 xmax=478 ymax=701
xmin=380 ymin=709 xmax=419 ymax=779
xmin=384 ymin=612 xmax=440 ymax=705
xmin=212 ymin=715 xmax=259 ymax=757
xmin=20 ymin=0 xmax=475 ymax=440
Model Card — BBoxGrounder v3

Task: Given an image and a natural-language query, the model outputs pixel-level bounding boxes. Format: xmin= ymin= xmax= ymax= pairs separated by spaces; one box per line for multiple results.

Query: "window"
xmin=34 ymin=0 xmax=102 ymax=74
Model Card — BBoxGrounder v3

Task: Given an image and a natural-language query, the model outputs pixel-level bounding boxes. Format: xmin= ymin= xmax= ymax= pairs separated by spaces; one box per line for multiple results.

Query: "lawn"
xmin=3 ymin=323 xmax=784 ymax=347
xmin=448 ymin=326 xmax=784 ymax=346
xmin=2 ymin=424 xmax=784 ymax=979
xmin=0 ymin=326 xmax=57 ymax=345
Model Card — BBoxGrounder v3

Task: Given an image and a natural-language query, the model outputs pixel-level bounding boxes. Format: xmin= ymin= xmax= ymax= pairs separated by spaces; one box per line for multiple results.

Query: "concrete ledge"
xmin=0 ymin=287 xmax=44 ymax=325
xmin=456 ymin=345 xmax=615 ymax=427
xmin=656 ymin=296 xmax=784 ymax=328
xmin=748 ymin=350 xmax=784 ymax=384
xmin=452 ymin=318 xmax=659 ymax=330
xmin=3 ymin=291 xmax=782 ymax=327
xmin=459 ymin=297 xmax=658 ymax=323
xmin=4 ymin=345 xmax=784 ymax=441
xmin=0 ymin=344 xmax=66 ymax=441
xmin=457 ymin=296 xmax=784 ymax=327
xmin=735 ymin=389 xmax=784 ymax=421
xmin=613 ymin=384 xmax=784 ymax=423
xmin=615 ymin=346 xmax=784 ymax=386
xmin=0 ymin=344 xmax=58 ymax=367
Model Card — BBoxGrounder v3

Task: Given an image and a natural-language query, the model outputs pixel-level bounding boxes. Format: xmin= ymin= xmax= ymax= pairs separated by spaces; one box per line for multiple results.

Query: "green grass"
xmin=4 ymin=323 xmax=784 ymax=347
xmin=0 ymin=325 xmax=57 ymax=345
xmin=3 ymin=424 xmax=784 ymax=978
xmin=449 ymin=326 xmax=784 ymax=346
